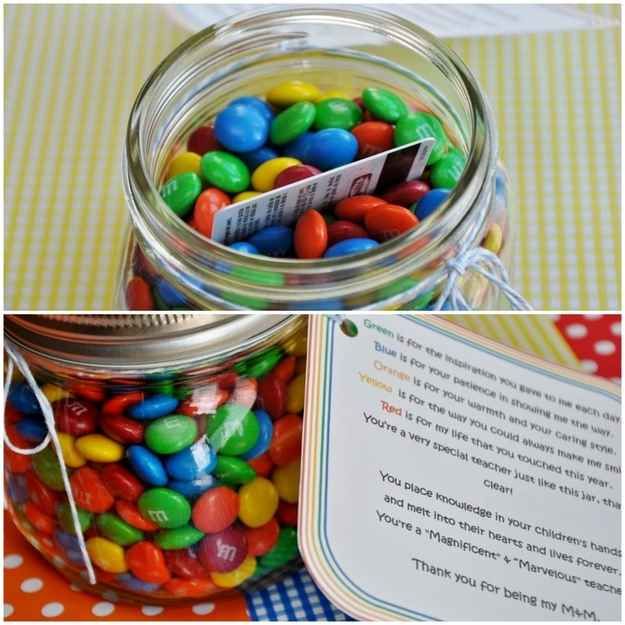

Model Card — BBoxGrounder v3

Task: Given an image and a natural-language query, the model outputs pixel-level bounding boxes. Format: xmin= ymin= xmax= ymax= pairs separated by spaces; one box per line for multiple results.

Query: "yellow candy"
xmin=211 ymin=556 xmax=256 ymax=588
xmin=266 ymin=80 xmax=321 ymax=107
xmin=483 ymin=223 xmax=503 ymax=254
xmin=272 ymin=460 xmax=301 ymax=503
xmin=42 ymin=383 xmax=70 ymax=403
xmin=315 ymin=89 xmax=351 ymax=102
xmin=283 ymin=328 xmax=307 ymax=357
xmin=233 ymin=191 xmax=263 ymax=203
xmin=295 ymin=357 xmax=307 ymax=375
xmin=167 ymin=151 xmax=201 ymax=180
xmin=286 ymin=373 xmax=306 ymax=414
xmin=238 ymin=477 xmax=279 ymax=528
xmin=58 ymin=432 xmax=86 ymax=468
xmin=251 ymin=158 xmax=301 ymax=192
xmin=75 ymin=434 xmax=123 ymax=463
xmin=86 ymin=537 xmax=128 ymax=573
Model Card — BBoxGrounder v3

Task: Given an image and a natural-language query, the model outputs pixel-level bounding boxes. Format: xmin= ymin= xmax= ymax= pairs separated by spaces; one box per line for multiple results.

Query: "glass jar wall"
xmin=120 ymin=7 xmax=513 ymax=311
xmin=4 ymin=314 xmax=307 ymax=604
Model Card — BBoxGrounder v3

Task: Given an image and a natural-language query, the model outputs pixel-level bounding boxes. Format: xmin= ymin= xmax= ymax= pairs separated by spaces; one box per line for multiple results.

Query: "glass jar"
xmin=120 ymin=7 xmax=513 ymax=311
xmin=4 ymin=314 xmax=307 ymax=604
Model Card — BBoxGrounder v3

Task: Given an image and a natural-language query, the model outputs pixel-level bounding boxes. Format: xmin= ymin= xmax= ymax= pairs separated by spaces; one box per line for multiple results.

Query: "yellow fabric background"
xmin=4 ymin=5 xmax=620 ymax=310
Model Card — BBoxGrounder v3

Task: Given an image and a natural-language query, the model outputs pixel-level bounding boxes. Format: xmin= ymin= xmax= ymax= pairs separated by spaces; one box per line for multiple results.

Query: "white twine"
xmin=433 ymin=246 xmax=532 ymax=311
xmin=3 ymin=345 xmax=97 ymax=584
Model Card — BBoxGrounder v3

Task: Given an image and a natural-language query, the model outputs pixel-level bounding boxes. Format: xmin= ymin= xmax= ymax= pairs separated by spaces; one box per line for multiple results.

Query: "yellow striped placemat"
xmin=4 ymin=5 xmax=620 ymax=310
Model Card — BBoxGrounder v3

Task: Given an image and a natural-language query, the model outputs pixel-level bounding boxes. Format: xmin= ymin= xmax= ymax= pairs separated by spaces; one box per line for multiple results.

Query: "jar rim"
xmin=124 ymin=6 xmax=498 ymax=308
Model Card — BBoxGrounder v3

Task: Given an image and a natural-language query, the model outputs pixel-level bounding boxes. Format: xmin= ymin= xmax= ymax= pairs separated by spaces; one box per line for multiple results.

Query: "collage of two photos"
xmin=2 ymin=3 xmax=622 ymax=623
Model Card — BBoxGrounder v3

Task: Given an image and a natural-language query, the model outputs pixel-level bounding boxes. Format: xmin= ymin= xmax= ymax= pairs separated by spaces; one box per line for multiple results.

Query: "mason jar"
xmin=4 ymin=314 xmax=307 ymax=604
xmin=120 ymin=7 xmax=513 ymax=311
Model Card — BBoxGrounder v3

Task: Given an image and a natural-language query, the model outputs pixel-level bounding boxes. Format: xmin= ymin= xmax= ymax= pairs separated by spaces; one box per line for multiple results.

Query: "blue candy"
xmin=155 ymin=278 xmax=188 ymax=308
xmin=308 ymin=128 xmax=358 ymax=171
xmin=247 ymin=225 xmax=293 ymax=257
xmin=8 ymin=382 xmax=40 ymax=415
xmin=229 ymin=96 xmax=274 ymax=123
xmin=128 ymin=394 xmax=179 ymax=420
xmin=241 ymin=409 xmax=273 ymax=460
xmin=117 ymin=573 xmax=161 ymax=593
xmin=241 ymin=146 xmax=278 ymax=171
xmin=282 ymin=132 xmax=314 ymax=162
xmin=165 ymin=436 xmax=217 ymax=481
xmin=126 ymin=445 xmax=168 ymax=486
xmin=324 ymin=238 xmax=379 ymax=258
xmin=214 ymin=103 xmax=269 ymax=153
xmin=15 ymin=417 xmax=47 ymax=443
xmin=291 ymin=298 xmax=344 ymax=310
xmin=229 ymin=241 xmax=259 ymax=255
xmin=169 ymin=473 xmax=220 ymax=499
xmin=414 ymin=189 xmax=450 ymax=220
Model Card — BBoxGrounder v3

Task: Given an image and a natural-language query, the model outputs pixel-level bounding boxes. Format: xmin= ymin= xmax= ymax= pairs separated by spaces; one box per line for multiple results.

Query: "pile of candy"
xmin=5 ymin=336 xmax=306 ymax=598
xmin=159 ymin=80 xmax=466 ymax=259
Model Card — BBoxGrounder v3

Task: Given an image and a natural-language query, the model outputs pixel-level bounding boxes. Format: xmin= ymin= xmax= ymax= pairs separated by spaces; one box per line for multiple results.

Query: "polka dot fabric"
xmin=2 ymin=511 xmax=247 ymax=621
xmin=554 ymin=314 xmax=621 ymax=382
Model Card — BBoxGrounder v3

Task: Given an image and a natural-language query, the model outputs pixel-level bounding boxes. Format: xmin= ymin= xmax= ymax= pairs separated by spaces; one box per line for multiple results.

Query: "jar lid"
xmin=4 ymin=314 xmax=299 ymax=371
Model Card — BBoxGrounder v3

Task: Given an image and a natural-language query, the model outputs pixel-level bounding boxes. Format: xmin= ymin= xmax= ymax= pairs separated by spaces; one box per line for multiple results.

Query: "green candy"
xmin=154 ymin=525 xmax=204 ymax=549
xmin=314 ymin=98 xmax=362 ymax=130
xmin=406 ymin=290 xmax=435 ymax=310
xmin=215 ymin=455 xmax=257 ymax=485
xmin=145 ymin=414 xmax=198 ymax=455
xmin=32 ymin=447 xmax=64 ymax=491
xmin=96 ymin=513 xmax=143 ymax=546
xmin=270 ymin=102 xmax=316 ymax=145
xmin=160 ymin=172 xmax=202 ymax=217
xmin=57 ymin=503 xmax=92 ymax=534
xmin=207 ymin=404 xmax=260 ymax=456
xmin=259 ymin=527 xmax=298 ymax=570
xmin=394 ymin=112 xmax=449 ymax=165
xmin=201 ymin=151 xmax=250 ymax=193
xmin=361 ymin=87 xmax=409 ymax=123
xmin=235 ymin=346 xmax=283 ymax=378
xmin=138 ymin=487 xmax=191 ymax=529
xmin=429 ymin=148 xmax=467 ymax=189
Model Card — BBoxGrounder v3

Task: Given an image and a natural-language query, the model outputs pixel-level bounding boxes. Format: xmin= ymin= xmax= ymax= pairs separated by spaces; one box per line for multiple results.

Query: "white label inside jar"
xmin=210 ymin=138 xmax=434 ymax=244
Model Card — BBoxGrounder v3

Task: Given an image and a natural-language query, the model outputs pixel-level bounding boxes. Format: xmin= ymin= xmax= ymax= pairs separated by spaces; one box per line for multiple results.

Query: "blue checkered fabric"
xmin=245 ymin=567 xmax=352 ymax=621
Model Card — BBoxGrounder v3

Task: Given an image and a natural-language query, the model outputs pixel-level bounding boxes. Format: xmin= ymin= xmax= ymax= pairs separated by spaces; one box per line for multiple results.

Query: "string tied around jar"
xmin=3 ymin=344 xmax=97 ymax=585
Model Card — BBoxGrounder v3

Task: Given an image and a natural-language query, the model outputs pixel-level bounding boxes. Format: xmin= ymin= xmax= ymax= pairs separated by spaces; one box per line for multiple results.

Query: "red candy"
xmin=5 ymin=403 xmax=22 ymax=423
xmin=198 ymin=525 xmax=248 ymax=572
xmin=127 ymin=541 xmax=170 ymax=584
xmin=257 ymin=374 xmax=286 ymax=419
xmin=179 ymin=385 xmax=230 ymax=416
xmin=100 ymin=413 xmax=145 ymax=444
xmin=192 ymin=486 xmax=239 ymax=534
xmin=364 ymin=203 xmax=419 ymax=241
xmin=352 ymin=121 xmax=394 ymax=157
xmin=115 ymin=500 xmax=159 ymax=531
xmin=52 ymin=398 xmax=97 ymax=436
xmin=272 ymin=355 xmax=296 ymax=383
xmin=101 ymin=392 xmax=144 ymax=416
xmin=70 ymin=467 xmax=114 ymax=513
xmin=247 ymin=452 xmax=274 ymax=478
xmin=26 ymin=472 xmax=59 ymax=515
xmin=381 ymin=180 xmax=430 ymax=207
xmin=5 ymin=425 xmax=32 ymax=473
xmin=24 ymin=502 xmax=56 ymax=535
xmin=100 ymin=464 xmax=144 ymax=501
xmin=245 ymin=518 xmax=280 ymax=556
xmin=334 ymin=195 xmax=386 ymax=223
xmin=164 ymin=548 xmax=211 ymax=579
xmin=193 ymin=188 xmax=231 ymax=237
xmin=269 ymin=414 xmax=303 ymax=466
xmin=187 ymin=125 xmax=220 ymax=156
xmin=70 ymin=382 xmax=106 ymax=403
xmin=230 ymin=378 xmax=257 ymax=407
xmin=274 ymin=165 xmax=320 ymax=189
xmin=277 ymin=501 xmax=298 ymax=527
xmin=294 ymin=209 xmax=328 ymax=259
xmin=126 ymin=276 xmax=154 ymax=310
xmin=327 ymin=220 xmax=368 ymax=246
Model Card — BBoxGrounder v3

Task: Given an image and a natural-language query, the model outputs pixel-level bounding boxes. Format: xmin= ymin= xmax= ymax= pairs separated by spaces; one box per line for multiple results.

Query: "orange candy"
xmin=294 ymin=209 xmax=328 ymax=259
xmin=70 ymin=466 xmax=114 ymax=513
xmin=127 ymin=541 xmax=171 ymax=584
xmin=334 ymin=195 xmax=386 ymax=223
xmin=165 ymin=578 xmax=218 ymax=598
xmin=192 ymin=486 xmax=239 ymax=534
xmin=193 ymin=188 xmax=231 ymax=237
xmin=269 ymin=414 xmax=303 ymax=466
xmin=364 ymin=203 xmax=419 ymax=241
xmin=115 ymin=500 xmax=159 ymax=531
xmin=245 ymin=517 xmax=280 ymax=556
xmin=126 ymin=276 xmax=154 ymax=310
xmin=352 ymin=121 xmax=394 ymax=158
xmin=24 ymin=502 xmax=56 ymax=535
